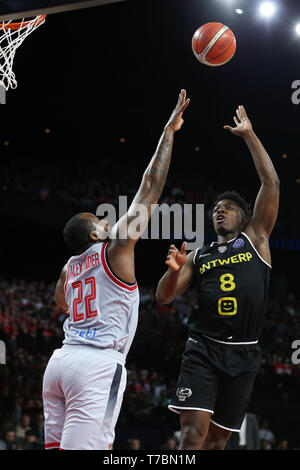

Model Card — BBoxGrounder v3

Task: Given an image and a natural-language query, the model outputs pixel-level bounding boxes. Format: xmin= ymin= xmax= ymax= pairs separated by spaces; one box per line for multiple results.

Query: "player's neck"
xmin=76 ymin=240 xmax=103 ymax=255
xmin=217 ymin=232 xmax=239 ymax=244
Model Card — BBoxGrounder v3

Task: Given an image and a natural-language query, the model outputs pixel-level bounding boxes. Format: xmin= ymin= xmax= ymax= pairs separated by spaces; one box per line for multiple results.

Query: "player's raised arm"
xmin=156 ymin=242 xmax=195 ymax=304
xmin=224 ymin=106 xmax=279 ymax=261
xmin=109 ymin=89 xmax=190 ymax=248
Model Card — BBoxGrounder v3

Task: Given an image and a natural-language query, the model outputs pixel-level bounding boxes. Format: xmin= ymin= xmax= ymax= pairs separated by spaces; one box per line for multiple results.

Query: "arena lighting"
xmin=217 ymin=0 xmax=238 ymax=7
xmin=295 ymin=23 xmax=300 ymax=36
xmin=259 ymin=2 xmax=276 ymax=18
xmin=235 ymin=8 xmax=244 ymax=14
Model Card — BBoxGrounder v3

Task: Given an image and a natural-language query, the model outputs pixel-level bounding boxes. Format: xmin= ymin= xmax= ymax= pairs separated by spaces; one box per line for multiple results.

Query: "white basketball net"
xmin=0 ymin=15 xmax=46 ymax=90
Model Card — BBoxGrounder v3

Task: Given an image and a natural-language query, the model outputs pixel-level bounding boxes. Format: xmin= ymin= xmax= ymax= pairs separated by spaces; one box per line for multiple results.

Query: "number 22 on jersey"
xmin=71 ymin=276 xmax=97 ymax=322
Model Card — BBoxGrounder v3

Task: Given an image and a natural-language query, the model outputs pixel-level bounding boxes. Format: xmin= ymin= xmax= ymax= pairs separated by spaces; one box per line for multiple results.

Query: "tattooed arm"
xmin=107 ymin=89 xmax=190 ymax=283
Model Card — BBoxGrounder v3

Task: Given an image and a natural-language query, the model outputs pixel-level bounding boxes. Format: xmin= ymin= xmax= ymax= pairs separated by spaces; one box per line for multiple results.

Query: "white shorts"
xmin=42 ymin=344 xmax=127 ymax=450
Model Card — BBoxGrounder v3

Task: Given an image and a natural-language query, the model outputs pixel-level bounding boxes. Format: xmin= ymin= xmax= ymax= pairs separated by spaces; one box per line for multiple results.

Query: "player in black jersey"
xmin=156 ymin=105 xmax=279 ymax=450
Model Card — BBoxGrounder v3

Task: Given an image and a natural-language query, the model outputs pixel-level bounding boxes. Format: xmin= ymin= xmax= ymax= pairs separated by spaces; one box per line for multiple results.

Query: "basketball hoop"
xmin=0 ymin=15 xmax=46 ymax=91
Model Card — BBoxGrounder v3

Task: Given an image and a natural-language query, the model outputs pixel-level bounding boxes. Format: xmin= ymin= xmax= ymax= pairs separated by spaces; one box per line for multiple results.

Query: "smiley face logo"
xmin=221 ymin=299 xmax=235 ymax=312
xmin=218 ymin=297 xmax=237 ymax=316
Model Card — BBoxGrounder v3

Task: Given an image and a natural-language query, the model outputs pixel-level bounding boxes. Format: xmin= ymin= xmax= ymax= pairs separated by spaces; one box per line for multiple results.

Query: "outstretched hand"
xmin=224 ymin=105 xmax=253 ymax=137
xmin=165 ymin=89 xmax=190 ymax=132
xmin=165 ymin=242 xmax=187 ymax=272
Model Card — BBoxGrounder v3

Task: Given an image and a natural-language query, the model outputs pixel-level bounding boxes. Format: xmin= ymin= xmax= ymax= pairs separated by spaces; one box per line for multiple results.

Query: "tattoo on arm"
xmin=147 ymin=131 xmax=174 ymax=195
xmin=111 ymin=129 xmax=174 ymax=247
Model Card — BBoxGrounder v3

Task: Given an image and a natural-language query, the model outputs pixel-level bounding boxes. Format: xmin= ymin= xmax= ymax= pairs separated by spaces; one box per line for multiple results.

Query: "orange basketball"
xmin=192 ymin=22 xmax=236 ymax=66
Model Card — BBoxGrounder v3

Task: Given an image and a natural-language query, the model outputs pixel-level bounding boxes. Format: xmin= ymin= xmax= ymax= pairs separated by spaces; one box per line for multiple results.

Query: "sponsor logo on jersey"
xmin=188 ymin=337 xmax=198 ymax=343
xmin=74 ymin=327 xmax=97 ymax=339
xmin=218 ymin=246 xmax=227 ymax=253
xmin=232 ymin=238 xmax=245 ymax=249
xmin=218 ymin=297 xmax=237 ymax=316
xmin=199 ymin=252 xmax=252 ymax=275
xmin=176 ymin=387 xmax=192 ymax=402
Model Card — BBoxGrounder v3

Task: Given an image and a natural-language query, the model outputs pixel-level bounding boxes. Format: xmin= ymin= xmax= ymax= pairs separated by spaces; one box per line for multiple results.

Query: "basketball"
xmin=192 ymin=22 xmax=236 ymax=66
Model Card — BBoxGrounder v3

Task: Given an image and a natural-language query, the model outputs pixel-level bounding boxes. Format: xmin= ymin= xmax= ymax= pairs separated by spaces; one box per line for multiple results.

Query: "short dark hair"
xmin=214 ymin=190 xmax=252 ymax=218
xmin=63 ymin=214 xmax=95 ymax=252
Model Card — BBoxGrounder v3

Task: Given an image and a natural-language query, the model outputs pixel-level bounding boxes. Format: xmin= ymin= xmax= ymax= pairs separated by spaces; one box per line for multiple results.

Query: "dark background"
xmin=0 ymin=0 xmax=299 ymax=291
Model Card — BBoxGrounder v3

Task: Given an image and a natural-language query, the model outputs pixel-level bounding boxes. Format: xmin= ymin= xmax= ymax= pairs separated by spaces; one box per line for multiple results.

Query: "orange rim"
xmin=0 ymin=14 xmax=46 ymax=31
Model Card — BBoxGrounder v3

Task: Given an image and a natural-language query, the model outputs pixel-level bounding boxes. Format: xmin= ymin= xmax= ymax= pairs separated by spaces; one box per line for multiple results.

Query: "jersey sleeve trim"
xmin=241 ymin=232 xmax=272 ymax=269
xmin=101 ymin=242 xmax=138 ymax=291
xmin=64 ymin=261 xmax=70 ymax=295
xmin=193 ymin=248 xmax=199 ymax=265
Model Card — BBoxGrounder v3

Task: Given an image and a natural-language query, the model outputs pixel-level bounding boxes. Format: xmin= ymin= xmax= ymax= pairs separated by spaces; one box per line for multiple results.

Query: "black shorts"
xmin=168 ymin=333 xmax=261 ymax=432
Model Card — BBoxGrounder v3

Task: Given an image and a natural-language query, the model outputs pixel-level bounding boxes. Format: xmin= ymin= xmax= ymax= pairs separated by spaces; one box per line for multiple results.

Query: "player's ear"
xmin=239 ymin=209 xmax=247 ymax=228
xmin=241 ymin=215 xmax=249 ymax=230
xmin=90 ymin=230 xmax=100 ymax=241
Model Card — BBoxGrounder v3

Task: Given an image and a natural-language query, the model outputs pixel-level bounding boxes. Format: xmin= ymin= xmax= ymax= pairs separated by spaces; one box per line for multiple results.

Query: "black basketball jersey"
xmin=188 ymin=231 xmax=271 ymax=343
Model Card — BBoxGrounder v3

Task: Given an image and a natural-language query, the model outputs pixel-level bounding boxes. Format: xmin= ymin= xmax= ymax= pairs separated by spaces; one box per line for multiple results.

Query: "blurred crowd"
xmin=0 ymin=158 xmax=219 ymax=236
xmin=1 ymin=156 xmax=299 ymax=238
xmin=0 ymin=277 xmax=300 ymax=449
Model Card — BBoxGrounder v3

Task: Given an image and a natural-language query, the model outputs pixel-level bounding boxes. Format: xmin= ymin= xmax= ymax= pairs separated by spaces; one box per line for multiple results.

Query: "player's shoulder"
xmin=59 ymin=263 xmax=68 ymax=283
xmin=192 ymin=243 xmax=212 ymax=265
xmin=240 ymin=230 xmax=272 ymax=268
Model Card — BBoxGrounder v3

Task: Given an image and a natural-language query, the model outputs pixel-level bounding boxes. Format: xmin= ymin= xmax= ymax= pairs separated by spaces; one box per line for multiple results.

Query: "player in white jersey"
xmin=42 ymin=90 xmax=190 ymax=450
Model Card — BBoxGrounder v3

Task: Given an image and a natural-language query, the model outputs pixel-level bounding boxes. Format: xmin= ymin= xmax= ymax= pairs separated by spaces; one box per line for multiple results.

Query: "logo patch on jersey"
xmin=218 ymin=297 xmax=237 ymax=316
xmin=232 ymin=238 xmax=245 ymax=249
xmin=176 ymin=387 xmax=192 ymax=402
xmin=218 ymin=245 xmax=227 ymax=254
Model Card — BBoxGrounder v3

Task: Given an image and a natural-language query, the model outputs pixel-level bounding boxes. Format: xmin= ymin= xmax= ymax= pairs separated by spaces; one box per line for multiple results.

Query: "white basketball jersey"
xmin=62 ymin=241 xmax=139 ymax=357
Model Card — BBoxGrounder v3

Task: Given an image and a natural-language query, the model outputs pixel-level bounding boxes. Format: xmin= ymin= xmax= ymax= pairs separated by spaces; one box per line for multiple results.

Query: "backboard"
xmin=0 ymin=1 xmax=126 ymax=21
